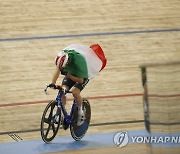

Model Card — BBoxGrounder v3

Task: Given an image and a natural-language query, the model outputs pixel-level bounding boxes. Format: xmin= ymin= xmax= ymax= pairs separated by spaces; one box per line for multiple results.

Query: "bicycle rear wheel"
xmin=40 ymin=100 xmax=61 ymax=143
xmin=70 ymin=99 xmax=91 ymax=141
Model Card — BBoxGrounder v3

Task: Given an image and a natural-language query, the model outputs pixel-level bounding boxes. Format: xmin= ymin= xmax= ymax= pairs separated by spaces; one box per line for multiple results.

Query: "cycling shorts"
xmin=62 ymin=76 xmax=89 ymax=91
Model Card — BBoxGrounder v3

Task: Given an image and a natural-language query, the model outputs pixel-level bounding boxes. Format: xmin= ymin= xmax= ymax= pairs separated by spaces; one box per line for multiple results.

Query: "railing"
xmin=140 ymin=61 xmax=180 ymax=133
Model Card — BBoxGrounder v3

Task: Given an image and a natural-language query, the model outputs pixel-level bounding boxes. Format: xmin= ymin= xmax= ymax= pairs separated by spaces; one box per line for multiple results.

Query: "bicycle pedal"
xmin=63 ymin=123 xmax=69 ymax=130
xmin=62 ymin=118 xmax=69 ymax=130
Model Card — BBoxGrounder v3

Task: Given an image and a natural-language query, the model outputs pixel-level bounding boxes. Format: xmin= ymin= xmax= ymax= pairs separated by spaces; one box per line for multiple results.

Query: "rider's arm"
xmin=66 ymin=73 xmax=84 ymax=84
xmin=51 ymin=67 xmax=60 ymax=84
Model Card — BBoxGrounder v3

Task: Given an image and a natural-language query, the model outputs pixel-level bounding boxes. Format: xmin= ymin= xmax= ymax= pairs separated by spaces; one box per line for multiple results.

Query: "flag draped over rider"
xmin=62 ymin=44 xmax=107 ymax=79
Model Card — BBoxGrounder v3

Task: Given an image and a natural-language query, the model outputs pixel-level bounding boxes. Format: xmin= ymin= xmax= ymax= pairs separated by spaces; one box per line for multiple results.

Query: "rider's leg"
xmin=61 ymin=76 xmax=76 ymax=106
xmin=72 ymin=88 xmax=83 ymax=111
xmin=73 ymin=79 xmax=89 ymax=126
xmin=60 ymin=85 xmax=71 ymax=130
xmin=61 ymin=77 xmax=76 ymax=130
xmin=72 ymin=88 xmax=84 ymax=126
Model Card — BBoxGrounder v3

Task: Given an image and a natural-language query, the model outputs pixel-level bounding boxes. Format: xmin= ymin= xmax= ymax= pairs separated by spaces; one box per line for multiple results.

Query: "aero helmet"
xmin=55 ymin=51 xmax=69 ymax=68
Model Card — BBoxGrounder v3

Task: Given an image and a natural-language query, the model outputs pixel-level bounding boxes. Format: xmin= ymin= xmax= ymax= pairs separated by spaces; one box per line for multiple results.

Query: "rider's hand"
xmin=61 ymin=69 xmax=67 ymax=75
xmin=48 ymin=83 xmax=56 ymax=89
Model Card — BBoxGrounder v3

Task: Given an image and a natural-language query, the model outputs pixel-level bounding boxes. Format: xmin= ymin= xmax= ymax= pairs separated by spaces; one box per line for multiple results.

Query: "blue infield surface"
xmin=0 ymin=130 xmax=179 ymax=154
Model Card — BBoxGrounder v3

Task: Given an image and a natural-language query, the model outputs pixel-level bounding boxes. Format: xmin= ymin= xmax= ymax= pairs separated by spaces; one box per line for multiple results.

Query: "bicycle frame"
xmin=55 ymin=90 xmax=77 ymax=125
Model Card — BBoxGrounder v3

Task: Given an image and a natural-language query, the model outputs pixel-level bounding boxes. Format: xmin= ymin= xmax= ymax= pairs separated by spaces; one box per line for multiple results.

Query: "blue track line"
xmin=0 ymin=28 xmax=180 ymax=42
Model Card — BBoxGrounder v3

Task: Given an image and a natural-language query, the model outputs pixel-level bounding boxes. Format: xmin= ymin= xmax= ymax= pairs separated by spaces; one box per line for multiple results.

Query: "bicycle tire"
xmin=70 ymin=99 xmax=91 ymax=141
xmin=40 ymin=100 xmax=61 ymax=143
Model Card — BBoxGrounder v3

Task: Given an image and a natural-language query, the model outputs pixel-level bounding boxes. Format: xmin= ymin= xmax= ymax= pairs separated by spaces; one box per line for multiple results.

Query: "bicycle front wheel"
xmin=40 ymin=100 xmax=61 ymax=143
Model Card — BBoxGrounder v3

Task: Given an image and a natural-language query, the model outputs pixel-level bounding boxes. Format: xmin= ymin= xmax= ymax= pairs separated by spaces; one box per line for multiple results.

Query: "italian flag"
xmin=63 ymin=44 xmax=107 ymax=79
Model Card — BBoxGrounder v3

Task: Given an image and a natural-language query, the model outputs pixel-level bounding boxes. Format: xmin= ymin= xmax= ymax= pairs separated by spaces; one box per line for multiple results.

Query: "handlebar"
xmin=44 ymin=84 xmax=72 ymax=95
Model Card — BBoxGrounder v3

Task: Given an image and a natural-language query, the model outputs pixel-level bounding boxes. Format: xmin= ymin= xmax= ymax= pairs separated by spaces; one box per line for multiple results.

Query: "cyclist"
xmin=48 ymin=44 xmax=107 ymax=127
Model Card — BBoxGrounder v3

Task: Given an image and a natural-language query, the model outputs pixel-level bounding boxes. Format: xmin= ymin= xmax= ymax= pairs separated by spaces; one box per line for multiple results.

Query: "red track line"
xmin=0 ymin=93 xmax=142 ymax=108
xmin=1 ymin=93 xmax=179 ymax=108
xmin=149 ymin=94 xmax=180 ymax=98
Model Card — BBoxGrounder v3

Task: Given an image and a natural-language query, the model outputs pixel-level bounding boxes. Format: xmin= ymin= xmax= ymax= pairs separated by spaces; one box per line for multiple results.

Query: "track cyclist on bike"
xmin=48 ymin=44 xmax=107 ymax=127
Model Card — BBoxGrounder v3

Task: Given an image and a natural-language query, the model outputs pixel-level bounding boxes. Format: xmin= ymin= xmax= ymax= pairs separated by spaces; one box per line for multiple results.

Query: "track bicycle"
xmin=40 ymin=85 xmax=91 ymax=143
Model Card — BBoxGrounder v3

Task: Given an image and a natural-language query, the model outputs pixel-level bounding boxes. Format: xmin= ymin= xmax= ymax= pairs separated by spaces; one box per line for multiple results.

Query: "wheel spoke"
xmin=45 ymin=124 xmax=51 ymax=138
xmin=52 ymin=123 xmax=56 ymax=133
xmin=49 ymin=106 xmax=54 ymax=118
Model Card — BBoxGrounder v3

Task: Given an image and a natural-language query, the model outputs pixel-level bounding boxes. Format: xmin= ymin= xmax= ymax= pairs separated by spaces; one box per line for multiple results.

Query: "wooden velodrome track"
xmin=0 ymin=0 xmax=180 ymax=153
